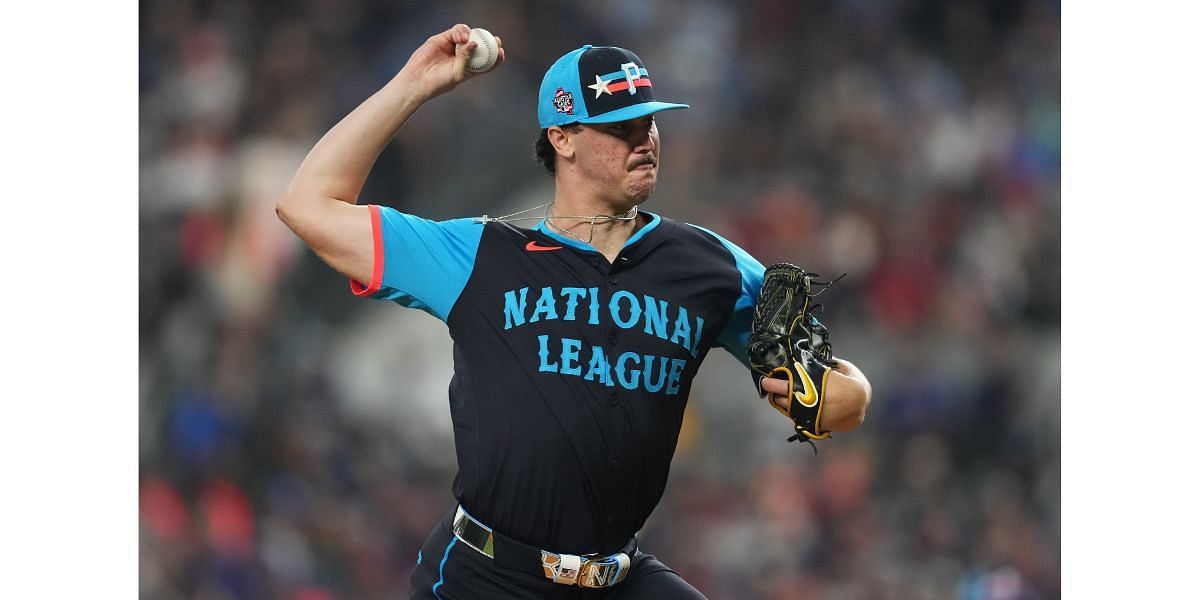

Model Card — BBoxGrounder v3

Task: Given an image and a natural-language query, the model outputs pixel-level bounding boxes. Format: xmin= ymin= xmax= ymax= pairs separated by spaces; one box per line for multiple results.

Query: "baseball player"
xmin=277 ymin=24 xmax=872 ymax=599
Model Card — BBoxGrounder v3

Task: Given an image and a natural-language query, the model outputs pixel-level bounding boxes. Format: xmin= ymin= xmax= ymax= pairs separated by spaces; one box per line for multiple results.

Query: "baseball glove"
xmin=746 ymin=263 xmax=842 ymax=444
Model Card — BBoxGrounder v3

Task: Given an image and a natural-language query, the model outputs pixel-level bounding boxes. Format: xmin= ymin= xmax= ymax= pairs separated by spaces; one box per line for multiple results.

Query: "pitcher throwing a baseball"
xmin=277 ymin=23 xmax=872 ymax=599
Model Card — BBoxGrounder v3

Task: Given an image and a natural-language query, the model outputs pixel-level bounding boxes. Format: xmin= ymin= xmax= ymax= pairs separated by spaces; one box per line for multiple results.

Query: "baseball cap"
xmin=537 ymin=45 xmax=690 ymax=129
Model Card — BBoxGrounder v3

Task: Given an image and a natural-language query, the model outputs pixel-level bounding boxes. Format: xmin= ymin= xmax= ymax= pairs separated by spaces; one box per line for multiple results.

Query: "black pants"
xmin=409 ymin=510 xmax=707 ymax=599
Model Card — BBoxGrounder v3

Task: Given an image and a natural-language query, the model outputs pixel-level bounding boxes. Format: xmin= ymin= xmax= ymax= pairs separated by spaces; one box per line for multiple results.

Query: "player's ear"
xmin=547 ymin=126 xmax=575 ymax=160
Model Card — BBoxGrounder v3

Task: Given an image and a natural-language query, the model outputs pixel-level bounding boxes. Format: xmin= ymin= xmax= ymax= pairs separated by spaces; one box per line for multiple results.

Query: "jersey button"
xmin=609 ymin=392 xmax=618 ymax=407
xmin=606 ymin=515 xmax=616 ymax=525
xmin=608 ymin=331 xmax=618 ymax=345
xmin=610 ymin=458 xmax=621 ymax=469
xmin=608 ymin=275 xmax=618 ymax=285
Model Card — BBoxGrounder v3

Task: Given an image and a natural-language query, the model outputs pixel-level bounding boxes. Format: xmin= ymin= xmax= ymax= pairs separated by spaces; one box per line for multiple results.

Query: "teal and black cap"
xmin=537 ymin=45 xmax=690 ymax=129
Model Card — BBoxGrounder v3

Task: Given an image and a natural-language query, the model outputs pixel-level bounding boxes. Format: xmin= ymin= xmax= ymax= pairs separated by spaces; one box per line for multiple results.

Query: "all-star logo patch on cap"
xmin=537 ymin=45 xmax=690 ymax=129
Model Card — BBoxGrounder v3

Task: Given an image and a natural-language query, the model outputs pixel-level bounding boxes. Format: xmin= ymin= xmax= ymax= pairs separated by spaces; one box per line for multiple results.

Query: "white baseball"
xmin=462 ymin=28 xmax=498 ymax=73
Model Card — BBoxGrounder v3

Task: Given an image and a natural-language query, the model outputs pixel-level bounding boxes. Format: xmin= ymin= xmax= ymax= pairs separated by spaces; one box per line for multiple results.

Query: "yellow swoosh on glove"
xmin=792 ymin=359 xmax=819 ymax=408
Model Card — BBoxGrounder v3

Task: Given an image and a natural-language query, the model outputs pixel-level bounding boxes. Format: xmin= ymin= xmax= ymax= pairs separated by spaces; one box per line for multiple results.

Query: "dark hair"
xmin=533 ymin=123 xmax=583 ymax=175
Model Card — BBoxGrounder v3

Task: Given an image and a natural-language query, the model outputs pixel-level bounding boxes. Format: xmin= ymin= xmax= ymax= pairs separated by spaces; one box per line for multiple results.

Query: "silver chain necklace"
xmin=475 ymin=202 xmax=639 ymax=245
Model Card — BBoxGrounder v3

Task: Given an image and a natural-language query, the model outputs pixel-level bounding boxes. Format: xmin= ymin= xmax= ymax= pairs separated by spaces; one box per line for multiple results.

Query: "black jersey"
xmin=352 ymin=206 xmax=763 ymax=555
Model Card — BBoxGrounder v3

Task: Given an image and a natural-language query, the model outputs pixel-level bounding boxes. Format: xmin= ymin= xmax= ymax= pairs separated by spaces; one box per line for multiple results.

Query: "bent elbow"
xmin=275 ymin=194 xmax=296 ymax=226
xmin=275 ymin=192 xmax=314 ymax=235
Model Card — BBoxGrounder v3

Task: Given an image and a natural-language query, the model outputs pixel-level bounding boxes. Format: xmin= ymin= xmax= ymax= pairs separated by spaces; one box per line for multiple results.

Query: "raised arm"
xmin=275 ymin=24 xmax=504 ymax=283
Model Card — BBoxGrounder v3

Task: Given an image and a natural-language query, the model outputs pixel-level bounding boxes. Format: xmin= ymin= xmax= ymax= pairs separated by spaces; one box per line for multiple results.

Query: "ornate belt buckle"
xmin=543 ymin=549 xmax=631 ymax=588
xmin=578 ymin=553 xmax=631 ymax=588
xmin=541 ymin=551 xmax=582 ymax=585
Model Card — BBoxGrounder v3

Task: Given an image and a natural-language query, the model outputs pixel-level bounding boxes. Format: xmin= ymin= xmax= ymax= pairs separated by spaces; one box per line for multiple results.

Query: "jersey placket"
xmin=592 ymin=250 xmax=628 ymax=542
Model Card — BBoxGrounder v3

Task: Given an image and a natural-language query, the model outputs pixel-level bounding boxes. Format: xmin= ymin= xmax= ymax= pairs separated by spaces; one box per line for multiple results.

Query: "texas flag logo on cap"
xmin=588 ymin=63 xmax=652 ymax=98
xmin=537 ymin=45 xmax=689 ymax=129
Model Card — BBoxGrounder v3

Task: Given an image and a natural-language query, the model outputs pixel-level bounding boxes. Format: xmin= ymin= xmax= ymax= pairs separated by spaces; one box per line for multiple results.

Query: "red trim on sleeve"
xmin=350 ymin=204 xmax=384 ymax=297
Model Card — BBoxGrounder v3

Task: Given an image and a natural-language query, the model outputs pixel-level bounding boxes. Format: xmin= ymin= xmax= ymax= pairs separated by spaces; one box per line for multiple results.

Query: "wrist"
xmin=392 ymin=67 xmax=445 ymax=103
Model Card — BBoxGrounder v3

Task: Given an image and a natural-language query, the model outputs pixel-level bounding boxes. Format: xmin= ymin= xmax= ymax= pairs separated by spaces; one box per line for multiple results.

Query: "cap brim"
xmin=578 ymin=101 xmax=690 ymax=124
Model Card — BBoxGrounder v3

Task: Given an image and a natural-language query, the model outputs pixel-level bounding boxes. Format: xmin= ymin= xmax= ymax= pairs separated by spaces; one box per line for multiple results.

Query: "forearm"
xmin=822 ymin=357 xmax=872 ymax=432
xmin=282 ymin=71 xmax=434 ymax=210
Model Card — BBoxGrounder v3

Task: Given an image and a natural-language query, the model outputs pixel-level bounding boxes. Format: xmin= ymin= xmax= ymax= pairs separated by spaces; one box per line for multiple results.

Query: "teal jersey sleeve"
xmin=350 ymin=205 xmax=484 ymax=322
xmin=687 ymin=224 xmax=765 ymax=368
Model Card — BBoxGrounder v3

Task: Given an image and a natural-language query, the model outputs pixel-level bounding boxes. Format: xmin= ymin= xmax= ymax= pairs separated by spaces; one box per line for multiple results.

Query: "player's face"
xmin=575 ymin=116 xmax=660 ymax=204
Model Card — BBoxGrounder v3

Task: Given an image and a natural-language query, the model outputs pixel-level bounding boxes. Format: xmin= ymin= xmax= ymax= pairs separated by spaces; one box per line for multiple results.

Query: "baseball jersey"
xmin=351 ymin=205 xmax=764 ymax=555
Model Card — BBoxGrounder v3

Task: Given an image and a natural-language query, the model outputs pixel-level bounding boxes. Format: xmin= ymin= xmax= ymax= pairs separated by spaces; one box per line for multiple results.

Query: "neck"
xmin=549 ymin=166 xmax=653 ymax=261
xmin=546 ymin=194 xmax=642 ymax=262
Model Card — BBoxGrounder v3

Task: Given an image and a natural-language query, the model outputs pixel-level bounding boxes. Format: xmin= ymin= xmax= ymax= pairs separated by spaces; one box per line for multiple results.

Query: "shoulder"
xmin=375 ymin=208 xmax=486 ymax=239
xmin=673 ymin=217 xmax=765 ymax=282
xmin=475 ymin=220 xmax=543 ymax=250
xmin=654 ymin=215 xmax=732 ymax=249
xmin=657 ymin=215 xmax=754 ymax=262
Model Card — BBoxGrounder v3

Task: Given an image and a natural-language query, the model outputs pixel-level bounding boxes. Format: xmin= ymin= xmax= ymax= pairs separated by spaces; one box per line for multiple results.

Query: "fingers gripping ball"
xmin=459 ymin=28 xmax=498 ymax=73
xmin=746 ymin=263 xmax=843 ymax=444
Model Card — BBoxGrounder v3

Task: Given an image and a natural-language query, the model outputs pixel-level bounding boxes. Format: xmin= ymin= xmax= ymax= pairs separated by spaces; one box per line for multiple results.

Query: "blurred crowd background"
xmin=139 ymin=0 xmax=1060 ymax=598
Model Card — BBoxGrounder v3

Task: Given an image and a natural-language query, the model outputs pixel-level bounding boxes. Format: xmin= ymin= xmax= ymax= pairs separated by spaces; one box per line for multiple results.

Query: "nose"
xmin=631 ymin=122 xmax=656 ymax=153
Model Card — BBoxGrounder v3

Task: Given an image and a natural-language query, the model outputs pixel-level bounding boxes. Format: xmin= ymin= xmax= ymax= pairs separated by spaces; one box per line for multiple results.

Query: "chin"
xmin=626 ymin=184 xmax=656 ymax=204
xmin=625 ymin=175 xmax=657 ymax=203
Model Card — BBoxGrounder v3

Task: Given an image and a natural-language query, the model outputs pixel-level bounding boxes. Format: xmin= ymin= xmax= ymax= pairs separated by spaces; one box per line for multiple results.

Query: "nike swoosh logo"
xmin=792 ymin=359 xmax=819 ymax=408
xmin=525 ymin=241 xmax=563 ymax=252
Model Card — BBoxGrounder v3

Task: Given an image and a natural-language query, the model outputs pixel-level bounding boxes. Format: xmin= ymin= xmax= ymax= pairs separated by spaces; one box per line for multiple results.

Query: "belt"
xmin=451 ymin=505 xmax=635 ymax=589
